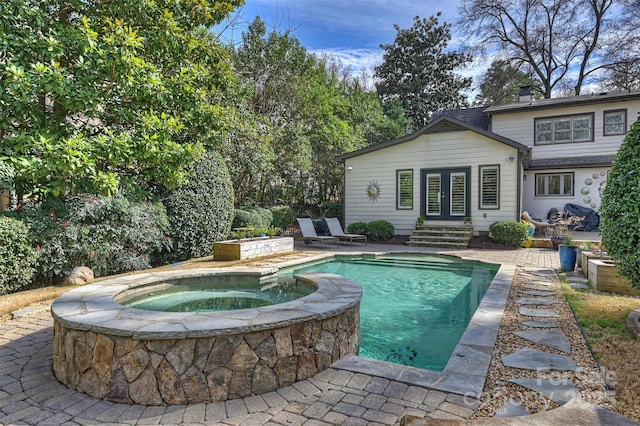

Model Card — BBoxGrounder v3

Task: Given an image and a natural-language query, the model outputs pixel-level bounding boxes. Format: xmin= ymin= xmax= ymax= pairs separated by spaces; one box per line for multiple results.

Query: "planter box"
xmin=587 ymin=259 xmax=640 ymax=296
xmin=213 ymin=236 xmax=294 ymax=261
xmin=581 ymin=251 xmax=611 ymax=279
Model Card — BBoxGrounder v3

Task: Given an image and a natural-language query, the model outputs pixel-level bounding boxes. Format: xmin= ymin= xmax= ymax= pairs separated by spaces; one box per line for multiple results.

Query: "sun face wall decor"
xmin=366 ymin=180 xmax=381 ymax=202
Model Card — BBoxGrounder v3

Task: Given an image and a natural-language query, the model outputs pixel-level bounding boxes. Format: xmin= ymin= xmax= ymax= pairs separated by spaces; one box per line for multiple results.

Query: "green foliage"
xmin=163 ymin=151 xmax=235 ymax=261
xmin=0 ymin=216 xmax=38 ymax=295
xmin=477 ymin=60 xmax=542 ymax=105
xmin=270 ymin=205 xmax=295 ymax=229
xmin=229 ymin=18 xmax=406 ymax=207
xmin=601 ymin=114 xmax=640 ymax=287
xmin=232 ymin=207 xmax=273 ymax=229
xmin=375 ymin=13 xmax=472 ymax=129
xmin=366 ymin=220 xmax=395 ymax=241
xmin=12 ymin=195 xmax=171 ymax=284
xmin=0 ymin=0 xmax=241 ymax=200
xmin=232 ymin=210 xmax=254 ymax=228
xmin=489 ymin=221 xmax=529 ymax=247
xmin=347 ymin=222 xmax=368 ymax=235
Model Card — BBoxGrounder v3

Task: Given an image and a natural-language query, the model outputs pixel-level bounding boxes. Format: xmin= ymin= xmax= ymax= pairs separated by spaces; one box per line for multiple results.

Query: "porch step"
xmin=406 ymin=225 xmax=472 ymax=249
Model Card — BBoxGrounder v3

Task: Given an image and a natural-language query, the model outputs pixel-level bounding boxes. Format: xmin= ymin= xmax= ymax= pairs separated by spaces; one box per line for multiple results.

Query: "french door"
xmin=421 ymin=168 xmax=470 ymax=220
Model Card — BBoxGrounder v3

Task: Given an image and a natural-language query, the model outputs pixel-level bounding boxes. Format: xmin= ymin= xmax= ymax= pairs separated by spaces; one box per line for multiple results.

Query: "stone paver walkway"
xmin=1 ymin=245 xmax=637 ymax=425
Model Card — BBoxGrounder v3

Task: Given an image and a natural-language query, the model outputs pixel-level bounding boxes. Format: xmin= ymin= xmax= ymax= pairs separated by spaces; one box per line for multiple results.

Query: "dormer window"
xmin=534 ymin=113 xmax=594 ymax=145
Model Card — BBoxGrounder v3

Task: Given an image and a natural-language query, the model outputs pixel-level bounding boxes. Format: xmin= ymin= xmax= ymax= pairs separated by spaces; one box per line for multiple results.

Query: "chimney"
xmin=519 ymin=86 xmax=533 ymax=103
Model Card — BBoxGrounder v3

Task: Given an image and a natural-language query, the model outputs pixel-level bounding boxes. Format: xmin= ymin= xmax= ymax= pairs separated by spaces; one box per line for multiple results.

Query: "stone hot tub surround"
xmin=51 ymin=268 xmax=361 ymax=405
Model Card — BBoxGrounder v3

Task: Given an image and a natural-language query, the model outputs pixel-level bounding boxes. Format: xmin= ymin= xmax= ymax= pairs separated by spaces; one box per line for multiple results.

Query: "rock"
xmin=63 ymin=266 xmax=94 ymax=286
xmin=156 ymin=358 xmax=187 ymax=404
xmin=251 ymin=361 xmax=278 ymax=394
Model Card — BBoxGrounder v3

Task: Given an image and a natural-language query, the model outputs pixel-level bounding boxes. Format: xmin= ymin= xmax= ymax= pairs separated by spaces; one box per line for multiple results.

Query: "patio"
xmin=0 ymin=243 xmax=635 ymax=425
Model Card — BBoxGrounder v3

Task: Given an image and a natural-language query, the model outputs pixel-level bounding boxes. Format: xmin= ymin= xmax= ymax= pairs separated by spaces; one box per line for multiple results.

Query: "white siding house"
xmin=485 ymin=90 xmax=640 ymax=223
xmin=340 ymin=90 xmax=640 ymax=235
xmin=340 ymin=115 xmax=528 ymax=235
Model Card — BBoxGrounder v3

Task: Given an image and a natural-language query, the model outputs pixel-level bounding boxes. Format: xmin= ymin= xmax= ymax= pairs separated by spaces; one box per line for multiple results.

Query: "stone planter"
xmin=587 ymin=259 xmax=640 ymax=296
xmin=213 ymin=236 xmax=294 ymax=261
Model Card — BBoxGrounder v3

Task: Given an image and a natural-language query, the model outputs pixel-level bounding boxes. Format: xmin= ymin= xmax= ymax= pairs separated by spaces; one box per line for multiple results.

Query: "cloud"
xmin=239 ymin=0 xmax=461 ymax=47
xmin=309 ymin=47 xmax=383 ymax=74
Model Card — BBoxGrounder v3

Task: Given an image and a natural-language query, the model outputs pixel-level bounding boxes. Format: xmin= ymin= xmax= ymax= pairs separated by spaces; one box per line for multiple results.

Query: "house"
xmin=339 ymin=89 xmax=640 ymax=236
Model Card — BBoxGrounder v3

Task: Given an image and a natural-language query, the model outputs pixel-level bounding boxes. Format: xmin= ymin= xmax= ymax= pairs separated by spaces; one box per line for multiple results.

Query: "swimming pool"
xmin=280 ymin=254 xmax=499 ymax=371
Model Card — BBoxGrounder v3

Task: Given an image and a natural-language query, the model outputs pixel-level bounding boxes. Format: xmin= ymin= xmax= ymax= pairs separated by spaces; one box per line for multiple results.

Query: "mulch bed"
xmin=467 ymin=235 xmax=519 ymax=250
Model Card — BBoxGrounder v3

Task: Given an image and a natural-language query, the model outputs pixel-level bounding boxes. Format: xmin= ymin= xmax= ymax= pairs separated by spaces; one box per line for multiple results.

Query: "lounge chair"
xmin=296 ymin=218 xmax=340 ymax=247
xmin=324 ymin=217 xmax=367 ymax=245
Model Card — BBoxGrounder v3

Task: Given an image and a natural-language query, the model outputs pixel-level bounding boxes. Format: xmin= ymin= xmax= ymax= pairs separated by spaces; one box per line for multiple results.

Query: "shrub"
xmin=270 ymin=205 xmax=295 ymax=230
xmin=232 ymin=209 xmax=254 ymax=228
xmin=0 ymin=216 xmax=38 ymax=295
xmin=347 ymin=222 xmax=368 ymax=235
xmin=367 ymin=220 xmax=395 ymax=241
xmin=13 ymin=195 xmax=171 ymax=284
xmin=164 ymin=151 xmax=235 ymax=261
xmin=489 ymin=221 xmax=529 ymax=247
xmin=601 ymin=115 xmax=640 ymax=287
xmin=232 ymin=206 xmax=272 ymax=228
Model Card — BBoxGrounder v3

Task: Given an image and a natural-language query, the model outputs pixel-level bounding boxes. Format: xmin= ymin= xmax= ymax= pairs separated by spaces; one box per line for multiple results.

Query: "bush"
xmin=270 ymin=205 xmax=295 ymax=230
xmin=367 ymin=220 xmax=395 ymax=241
xmin=232 ymin=206 xmax=272 ymax=229
xmin=12 ymin=195 xmax=171 ymax=284
xmin=232 ymin=209 xmax=254 ymax=228
xmin=347 ymin=222 xmax=368 ymax=235
xmin=0 ymin=216 xmax=38 ymax=295
xmin=489 ymin=221 xmax=529 ymax=247
xmin=601 ymin=115 xmax=640 ymax=287
xmin=164 ymin=151 xmax=235 ymax=261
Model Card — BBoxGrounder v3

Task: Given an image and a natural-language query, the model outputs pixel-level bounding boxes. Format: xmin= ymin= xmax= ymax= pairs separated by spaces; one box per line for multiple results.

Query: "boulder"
xmin=63 ymin=266 xmax=94 ymax=286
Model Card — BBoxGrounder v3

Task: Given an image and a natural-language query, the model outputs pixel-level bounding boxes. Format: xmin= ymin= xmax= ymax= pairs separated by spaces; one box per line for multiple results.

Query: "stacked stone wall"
xmin=52 ymin=304 xmax=359 ymax=405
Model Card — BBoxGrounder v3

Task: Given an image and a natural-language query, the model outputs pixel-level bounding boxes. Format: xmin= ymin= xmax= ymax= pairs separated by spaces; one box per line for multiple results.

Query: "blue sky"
xmin=220 ymin=0 xmax=471 ymax=77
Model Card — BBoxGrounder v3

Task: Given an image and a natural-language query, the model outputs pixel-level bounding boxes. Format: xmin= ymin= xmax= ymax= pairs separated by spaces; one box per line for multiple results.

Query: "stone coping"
xmin=50 ymin=267 xmax=362 ymax=340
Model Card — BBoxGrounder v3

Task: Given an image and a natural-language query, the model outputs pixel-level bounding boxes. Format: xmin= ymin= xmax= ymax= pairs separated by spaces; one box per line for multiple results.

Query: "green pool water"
xmin=120 ymin=276 xmax=315 ymax=312
xmin=279 ymin=254 xmax=498 ymax=371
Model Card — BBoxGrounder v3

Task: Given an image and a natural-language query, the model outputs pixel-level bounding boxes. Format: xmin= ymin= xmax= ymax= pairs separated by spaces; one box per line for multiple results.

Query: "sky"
xmin=219 ymin=0 xmax=480 ymax=82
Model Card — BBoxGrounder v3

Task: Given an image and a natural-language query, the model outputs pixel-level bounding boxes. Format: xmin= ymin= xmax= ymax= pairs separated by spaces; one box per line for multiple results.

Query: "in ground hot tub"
xmin=51 ymin=267 xmax=361 ymax=405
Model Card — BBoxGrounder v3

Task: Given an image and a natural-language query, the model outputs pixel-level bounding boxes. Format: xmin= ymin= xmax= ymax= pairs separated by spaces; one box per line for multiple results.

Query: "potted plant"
xmin=416 ymin=215 xmax=425 ymax=226
xmin=549 ymin=212 xmax=583 ymax=251
xmin=463 ymin=216 xmax=472 ymax=226
xmin=550 ymin=212 xmax=583 ymax=271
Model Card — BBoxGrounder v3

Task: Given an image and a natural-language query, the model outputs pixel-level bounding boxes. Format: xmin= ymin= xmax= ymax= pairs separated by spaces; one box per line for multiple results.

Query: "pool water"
xmin=120 ymin=277 xmax=315 ymax=312
xmin=280 ymin=254 xmax=498 ymax=371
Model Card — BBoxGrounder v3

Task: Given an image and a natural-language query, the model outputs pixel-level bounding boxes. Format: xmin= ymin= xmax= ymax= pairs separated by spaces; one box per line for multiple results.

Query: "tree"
xmin=375 ymin=14 xmax=472 ymax=129
xmin=600 ymin=113 xmax=640 ymax=287
xmin=163 ymin=151 xmax=235 ymax=261
xmin=457 ymin=0 xmax=640 ymax=98
xmin=602 ymin=56 xmax=640 ymax=91
xmin=0 ymin=0 xmax=241 ymax=201
xmin=477 ymin=60 xmax=540 ymax=105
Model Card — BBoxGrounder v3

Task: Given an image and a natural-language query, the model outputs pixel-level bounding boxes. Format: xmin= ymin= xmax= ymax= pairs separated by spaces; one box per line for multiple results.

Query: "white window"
xmin=534 ymin=114 xmax=593 ymax=144
xmin=535 ymin=172 xmax=574 ymax=196
xmin=479 ymin=165 xmax=499 ymax=209
xmin=604 ymin=110 xmax=626 ymax=136
xmin=396 ymin=169 xmax=413 ymax=210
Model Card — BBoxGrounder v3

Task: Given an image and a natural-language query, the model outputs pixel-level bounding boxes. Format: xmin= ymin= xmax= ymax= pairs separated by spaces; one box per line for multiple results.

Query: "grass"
xmin=0 ymin=285 xmax=78 ymax=320
xmin=563 ymin=281 xmax=640 ymax=420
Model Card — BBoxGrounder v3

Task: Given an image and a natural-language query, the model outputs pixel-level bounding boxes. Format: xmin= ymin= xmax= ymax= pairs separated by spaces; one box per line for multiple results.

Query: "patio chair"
xmin=296 ymin=218 xmax=340 ymax=247
xmin=324 ymin=217 xmax=367 ymax=245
